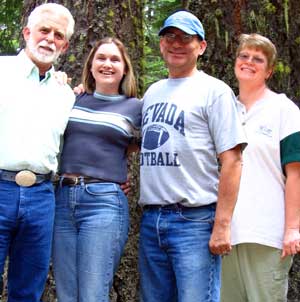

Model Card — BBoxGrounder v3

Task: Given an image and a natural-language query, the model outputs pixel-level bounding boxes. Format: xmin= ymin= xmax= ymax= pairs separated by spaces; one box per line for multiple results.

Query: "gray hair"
xmin=27 ymin=3 xmax=75 ymax=40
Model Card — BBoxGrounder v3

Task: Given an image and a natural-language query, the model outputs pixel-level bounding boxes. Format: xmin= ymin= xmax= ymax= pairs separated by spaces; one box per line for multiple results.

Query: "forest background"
xmin=1 ymin=0 xmax=300 ymax=301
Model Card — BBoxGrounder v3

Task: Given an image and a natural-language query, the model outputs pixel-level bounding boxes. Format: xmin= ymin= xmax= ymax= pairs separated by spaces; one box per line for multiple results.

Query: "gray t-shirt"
xmin=139 ymin=71 xmax=247 ymax=207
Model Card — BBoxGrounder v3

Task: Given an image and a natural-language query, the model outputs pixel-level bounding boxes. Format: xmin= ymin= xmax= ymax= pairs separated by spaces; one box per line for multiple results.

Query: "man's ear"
xmin=159 ymin=37 xmax=164 ymax=54
xmin=22 ymin=27 xmax=30 ymax=42
xmin=198 ymin=40 xmax=207 ymax=56
xmin=61 ymin=41 xmax=69 ymax=54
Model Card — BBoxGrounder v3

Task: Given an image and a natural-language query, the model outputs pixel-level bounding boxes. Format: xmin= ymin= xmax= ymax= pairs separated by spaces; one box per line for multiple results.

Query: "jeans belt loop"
xmin=58 ymin=176 xmax=65 ymax=188
xmin=79 ymin=176 xmax=85 ymax=186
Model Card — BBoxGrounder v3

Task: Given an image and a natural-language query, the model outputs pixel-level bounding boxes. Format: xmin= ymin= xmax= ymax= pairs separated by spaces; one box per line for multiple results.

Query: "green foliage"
xmin=283 ymin=0 xmax=289 ymax=35
xmin=275 ymin=60 xmax=291 ymax=75
xmin=263 ymin=0 xmax=276 ymax=14
xmin=0 ymin=0 xmax=22 ymax=54
xmin=295 ymin=36 xmax=300 ymax=45
xmin=68 ymin=54 xmax=76 ymax=63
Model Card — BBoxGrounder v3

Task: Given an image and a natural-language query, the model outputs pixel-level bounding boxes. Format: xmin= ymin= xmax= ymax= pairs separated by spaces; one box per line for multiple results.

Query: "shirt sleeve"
xmin=208 ymin=88 xmax=247 ymax=155
xmin=279 ymin=95 xmax=300 ymax=174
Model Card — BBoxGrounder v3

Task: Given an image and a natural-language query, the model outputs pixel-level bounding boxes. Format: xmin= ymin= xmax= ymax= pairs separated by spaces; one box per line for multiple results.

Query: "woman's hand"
xmin=120 ymin=178 xmax=131 ymax=195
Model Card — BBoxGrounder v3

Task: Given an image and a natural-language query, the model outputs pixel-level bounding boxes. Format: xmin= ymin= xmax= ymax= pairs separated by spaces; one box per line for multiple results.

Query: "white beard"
xmin=27 ymin=36 xmax=61 ymax=64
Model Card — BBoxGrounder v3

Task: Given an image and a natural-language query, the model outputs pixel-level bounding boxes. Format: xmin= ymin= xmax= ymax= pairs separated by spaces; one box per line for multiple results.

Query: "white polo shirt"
xmin=231 ymin=93 xmax=300 ymax=249
xmin=0 ymin=51 xmax=75 ymax=174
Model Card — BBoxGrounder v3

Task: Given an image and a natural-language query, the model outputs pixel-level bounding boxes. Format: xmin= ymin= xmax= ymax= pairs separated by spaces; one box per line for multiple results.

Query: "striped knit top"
xmin=59 ymin=92 xmax=142 ymax=183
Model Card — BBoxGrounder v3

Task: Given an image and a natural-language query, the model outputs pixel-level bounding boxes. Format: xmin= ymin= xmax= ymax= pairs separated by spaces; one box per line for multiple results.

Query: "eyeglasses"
xmin=237 ymin=53 xmax=266 ymax=64
xmin=163 ymin=32 xmax=197 ymax=44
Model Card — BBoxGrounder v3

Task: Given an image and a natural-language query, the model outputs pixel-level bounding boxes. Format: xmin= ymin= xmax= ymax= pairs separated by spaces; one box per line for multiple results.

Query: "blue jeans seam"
xmin=207 ymin=253 xmax=216 ymax=301
xmin=156 ymin=211 xmax=162 ymax=247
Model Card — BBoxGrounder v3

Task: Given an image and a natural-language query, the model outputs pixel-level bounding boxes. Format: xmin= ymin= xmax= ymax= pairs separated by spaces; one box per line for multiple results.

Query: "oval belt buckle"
xmin=15 ymin=170 xmax=37 ymax=187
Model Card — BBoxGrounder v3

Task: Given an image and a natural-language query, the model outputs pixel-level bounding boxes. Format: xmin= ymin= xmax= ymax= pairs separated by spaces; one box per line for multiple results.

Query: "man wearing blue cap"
xmin=138 ymin=10 xmax=247 ymax=301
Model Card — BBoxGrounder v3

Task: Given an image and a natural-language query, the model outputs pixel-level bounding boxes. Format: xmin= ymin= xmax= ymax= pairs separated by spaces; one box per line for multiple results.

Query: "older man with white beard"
xmin=0 ymin=3 xmax=75 ymax=301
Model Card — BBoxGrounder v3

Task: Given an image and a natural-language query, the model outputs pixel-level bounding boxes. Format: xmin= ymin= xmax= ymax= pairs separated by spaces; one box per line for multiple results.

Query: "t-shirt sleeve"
xmin=279 ymin=96 xmax=300 ymax=174
xmin=208 ymin=88 xmax=247 ymax=155
xmin=280 ymin=132 xmax=300 ymax=167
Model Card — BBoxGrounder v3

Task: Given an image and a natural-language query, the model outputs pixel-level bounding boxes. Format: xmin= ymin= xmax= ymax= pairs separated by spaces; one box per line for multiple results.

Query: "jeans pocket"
xmin=270 ymin=255 xmax=292 ymax=302
xmin=54 ymin=186 xmax=69 ymax=207
xmin=179 ymin=206 xmax=215 ymax=223
xmin=85 ymin=183 xmax=119 ymax=196
xmin=84 ymin=183 xmax=128 ymax=209
xmin=43 ymin=180 xmax=55 ymax=193
xmin=271 ymin=270 xmax=289 ymax=301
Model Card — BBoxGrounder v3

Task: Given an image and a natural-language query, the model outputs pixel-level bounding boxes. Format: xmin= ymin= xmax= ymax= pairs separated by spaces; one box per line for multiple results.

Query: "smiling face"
xmin=235 ymin=47 xmax=273 ymax=86
xmin=23 ymin=11 xmax=69 ymax=75
xmin=159 ymin=27 xmax=207 ymax=78
xmin=90 ymin=42 xmax=126 ymax=95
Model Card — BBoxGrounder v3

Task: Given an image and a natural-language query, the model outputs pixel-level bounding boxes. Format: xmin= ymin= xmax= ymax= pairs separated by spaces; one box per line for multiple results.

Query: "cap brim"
xmin=158 ymin=24 xmax=197 ymax=36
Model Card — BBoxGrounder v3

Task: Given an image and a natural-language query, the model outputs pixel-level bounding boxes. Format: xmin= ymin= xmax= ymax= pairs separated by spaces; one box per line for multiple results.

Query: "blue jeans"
xmin=0 ymin=180 xmax=55 ymax=302
xmin=52 ymin=182 xmax=129 ymax=302
xmin=139 ymin=203 xmax=221 ymax=302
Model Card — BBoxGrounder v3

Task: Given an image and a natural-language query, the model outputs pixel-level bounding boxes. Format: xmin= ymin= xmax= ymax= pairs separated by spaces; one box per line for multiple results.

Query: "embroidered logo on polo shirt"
xmin=257 ymin=125 xmax=273 ymax=138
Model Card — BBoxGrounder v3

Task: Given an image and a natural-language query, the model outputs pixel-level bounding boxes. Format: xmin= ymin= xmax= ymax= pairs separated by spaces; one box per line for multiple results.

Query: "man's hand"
xmin=73 ymin=83 xmax=84 ymax=94
xmin=281 ymin=228 xmax=300 ymax=258
xmin=209 ymin=223 xmax=232 ymax=255
xmin=54 ymin=71 xmax=71 ymax=85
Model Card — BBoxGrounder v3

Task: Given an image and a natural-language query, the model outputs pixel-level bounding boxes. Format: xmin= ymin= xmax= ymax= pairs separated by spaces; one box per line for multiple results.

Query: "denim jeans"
xmin=0 ymin=180 xmax=55 ymax=302
xmin=139 ymin=203 xmax=221 ymax=302
xmin=52 ymin=182 xmax=129 ymax=302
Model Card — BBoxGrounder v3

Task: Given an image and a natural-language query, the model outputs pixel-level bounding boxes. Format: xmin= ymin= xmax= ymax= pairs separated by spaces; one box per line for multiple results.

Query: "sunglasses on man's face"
xmin=163 ymin=32 xmax=198 ymax=44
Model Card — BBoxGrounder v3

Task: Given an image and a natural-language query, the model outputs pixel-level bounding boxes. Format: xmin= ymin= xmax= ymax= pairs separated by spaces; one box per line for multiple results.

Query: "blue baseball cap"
xmin=158 ymin=11 xmax=205 ymax=40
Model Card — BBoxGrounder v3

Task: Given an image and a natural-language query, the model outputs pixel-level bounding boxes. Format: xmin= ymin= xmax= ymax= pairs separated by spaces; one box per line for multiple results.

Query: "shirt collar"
xmin=17 ymin=50 xmax=55 ymax=82
xmin=93 ymin=91 xmax=126 ymax=102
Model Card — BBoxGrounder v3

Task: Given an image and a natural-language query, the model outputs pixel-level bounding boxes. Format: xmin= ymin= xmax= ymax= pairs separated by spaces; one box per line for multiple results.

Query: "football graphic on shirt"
xmin=143 ymin=124 xmax=170 ymax=150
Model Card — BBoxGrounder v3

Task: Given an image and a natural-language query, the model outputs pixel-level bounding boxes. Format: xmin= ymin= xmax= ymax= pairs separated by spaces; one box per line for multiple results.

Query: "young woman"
xmin=221 ymin=33 xmax=300 ymax=302
xmin=52 ymin=37 xmax=142 ymax=302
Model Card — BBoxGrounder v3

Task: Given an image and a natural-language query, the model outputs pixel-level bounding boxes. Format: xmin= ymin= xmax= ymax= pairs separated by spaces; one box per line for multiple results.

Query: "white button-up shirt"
xmin=0 ymin=50 xmax=75 ymax=174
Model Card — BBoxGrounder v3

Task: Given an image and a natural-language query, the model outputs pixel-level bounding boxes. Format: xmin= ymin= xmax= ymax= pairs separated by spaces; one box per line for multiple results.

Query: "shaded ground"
xmin=288 ymin=254 xmax=300 ymax=302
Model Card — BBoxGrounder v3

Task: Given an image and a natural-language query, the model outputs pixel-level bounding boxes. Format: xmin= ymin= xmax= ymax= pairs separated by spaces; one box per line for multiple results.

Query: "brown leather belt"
xmin=59 ymin=176 xmax=108 ymax=186
xmin=0 ymin=169 xmax=52 ymax=187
